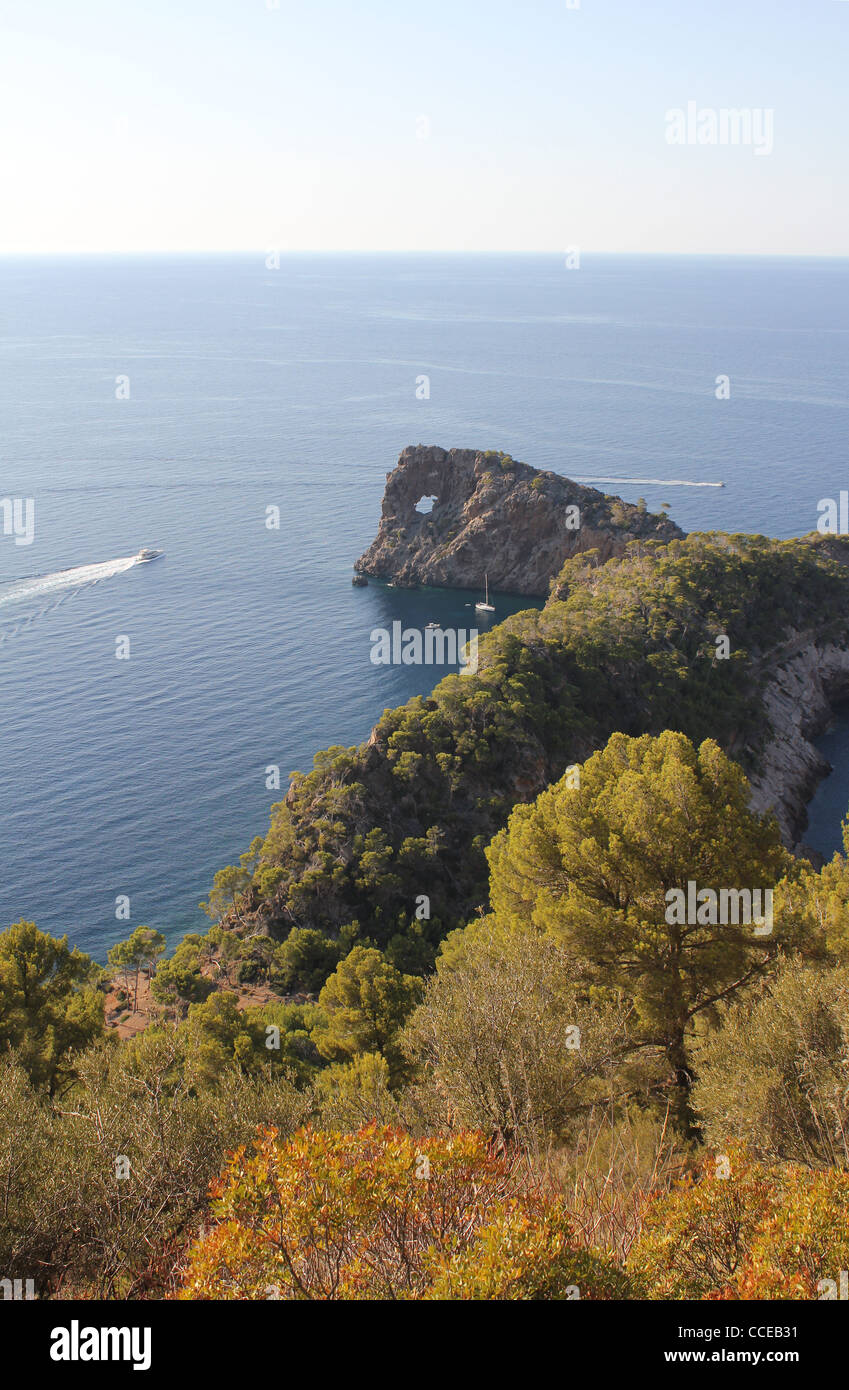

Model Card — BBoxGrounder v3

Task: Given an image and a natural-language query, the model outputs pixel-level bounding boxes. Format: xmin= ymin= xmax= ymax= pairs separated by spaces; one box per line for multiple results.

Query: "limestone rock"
xmin=355 ymin=445 xmax=684 ymax=597
xmin=748 ymin=639 xmax=849 ymax=849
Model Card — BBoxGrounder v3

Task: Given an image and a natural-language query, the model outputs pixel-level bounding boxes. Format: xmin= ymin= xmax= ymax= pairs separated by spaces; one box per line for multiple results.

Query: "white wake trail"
xmin=0 ymin=555 xmax=144 ymax=643
xmin=0 ymin=555 xmax=141 ymax=609
xmin=573 ymin=475 xmax=725 ymax=488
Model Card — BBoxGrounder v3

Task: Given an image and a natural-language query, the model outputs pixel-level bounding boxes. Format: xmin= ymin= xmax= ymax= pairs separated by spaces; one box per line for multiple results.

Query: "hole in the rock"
xmin=415 ymin=495 xmax=438 ymax=515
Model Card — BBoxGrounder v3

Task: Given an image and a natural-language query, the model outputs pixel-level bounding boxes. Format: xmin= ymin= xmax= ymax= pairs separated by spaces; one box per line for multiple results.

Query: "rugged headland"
xmin=354 ymin=444 xmax=683 ymax=595
xmin=92 ymin=454 xmax=849 ymax=1060
xmin=196 ymin=518 xmax=849 ymax=979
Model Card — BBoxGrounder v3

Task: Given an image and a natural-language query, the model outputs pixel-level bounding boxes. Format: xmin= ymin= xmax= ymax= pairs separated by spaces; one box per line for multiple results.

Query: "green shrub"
xmin=271 ymin=927 xmax=343 ymax=994
xmin=405 ymin=915 xmax=641 ymax=1148
xmin=423 ymin=1200 xmax=632 ymax=1300
xmin=693 ymin=959 xmax=849 ymax=1169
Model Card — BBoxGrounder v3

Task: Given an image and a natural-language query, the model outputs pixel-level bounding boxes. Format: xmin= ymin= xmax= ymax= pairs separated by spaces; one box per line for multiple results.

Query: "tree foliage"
xmin=311 ymin=946 xmax=421 ymax=1084
xmin=0 ymin=921 xmax=104 ymax=1093
xmin=405 ymin=915 xmax=642 ymax=1149
xmin=108 ymin=926 xmax=166 ymax=1010
xmin=693 ymin=958 xmax=849 ymax=1168
xmin=486 ymin=730 xmax=802 ymax=1131
xmin=149 ymin=934 xmax=215 ymax=1014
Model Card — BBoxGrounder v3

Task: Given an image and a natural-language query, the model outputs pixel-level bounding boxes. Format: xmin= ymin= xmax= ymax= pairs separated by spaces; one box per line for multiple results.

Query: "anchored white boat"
xmin=475 ymin=574 xmax=495 ymax=613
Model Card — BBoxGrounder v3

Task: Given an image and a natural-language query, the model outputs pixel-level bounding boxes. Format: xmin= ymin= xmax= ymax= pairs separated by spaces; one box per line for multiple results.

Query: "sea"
xmin=1 ymin=253 xmax=848 ymax=959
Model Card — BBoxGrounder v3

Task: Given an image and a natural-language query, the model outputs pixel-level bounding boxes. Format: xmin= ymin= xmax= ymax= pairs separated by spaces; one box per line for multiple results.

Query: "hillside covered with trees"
xmin=204 ymin=530 xmax=849 ymax=975
xmin=5 ymin=530 xmax=849 ymax=1299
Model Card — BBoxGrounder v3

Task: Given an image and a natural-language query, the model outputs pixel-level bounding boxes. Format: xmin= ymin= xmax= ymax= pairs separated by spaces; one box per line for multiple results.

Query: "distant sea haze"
xmin=0 ymin=252 xmax=847 ymax=957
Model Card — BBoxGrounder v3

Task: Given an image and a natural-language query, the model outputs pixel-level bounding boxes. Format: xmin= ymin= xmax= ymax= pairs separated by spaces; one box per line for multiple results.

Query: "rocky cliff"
xmin=748 ymin=637 xmax=849 ymax=851
xmin=355 ymin=445 xmax=684 ymax=596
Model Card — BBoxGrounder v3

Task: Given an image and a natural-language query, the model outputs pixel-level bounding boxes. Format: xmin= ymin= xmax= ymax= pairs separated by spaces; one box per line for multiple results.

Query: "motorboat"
xmin=137 ymin=548 xmax=164 ymax=563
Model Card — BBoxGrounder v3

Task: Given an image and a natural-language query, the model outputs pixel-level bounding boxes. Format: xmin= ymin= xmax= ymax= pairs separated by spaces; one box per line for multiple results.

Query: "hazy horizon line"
xmin=0 ymin=249 xmax=847 ymax=260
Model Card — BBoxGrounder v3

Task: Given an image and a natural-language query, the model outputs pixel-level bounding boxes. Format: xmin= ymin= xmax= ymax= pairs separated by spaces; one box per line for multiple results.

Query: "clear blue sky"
xmin=0 ymin=0 xmax=846 ymax=253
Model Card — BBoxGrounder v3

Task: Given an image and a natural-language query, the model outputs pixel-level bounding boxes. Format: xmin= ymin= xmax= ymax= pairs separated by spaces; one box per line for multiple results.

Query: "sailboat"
xmin=475 ymin=574 xmax=495 ymax=613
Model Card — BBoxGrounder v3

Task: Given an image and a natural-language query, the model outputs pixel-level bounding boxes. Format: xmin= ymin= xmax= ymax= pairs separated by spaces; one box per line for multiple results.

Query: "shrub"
xmin=0 ymin=1032 xmax=309 ymax=1298
xmin=630 ymin=1148 xmax=849 ymax=1300
xmin=0 ymin=1054 xmax=59 ymax=1279
xmin=178 ymin=1122 xmax=631 ymax=1301
xmin=629 ymin=1149 xmax=776 ymax=1299
xmin=178 ymin=1124 xmax=523 ymax=1300
xmin=693 ymin=959 xmax=849 ymax=1169
xmin=271 ymin=927 xmax=343 ymax=995
xmin=313 ymin=1053 xmax=400 ymax=1131
xmin=405 ymin=915 xmax=641 ymax=1150
xmin=423 ymin=1200 xmax=631 ymax=1300
xmin=735 ymin=1166 xmax=849 ymax=1299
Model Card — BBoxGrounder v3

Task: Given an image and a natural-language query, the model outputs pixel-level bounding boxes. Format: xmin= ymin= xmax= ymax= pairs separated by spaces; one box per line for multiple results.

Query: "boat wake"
xmin=0 ymin=554 xmax=147 ymax=645
xmin=573 ymin=475 xmax=725 ymax=489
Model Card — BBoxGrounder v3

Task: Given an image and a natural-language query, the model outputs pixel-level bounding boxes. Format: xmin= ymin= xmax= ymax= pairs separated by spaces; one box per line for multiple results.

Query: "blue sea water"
xmin=1 ymin=253 xmax=848 ymax=958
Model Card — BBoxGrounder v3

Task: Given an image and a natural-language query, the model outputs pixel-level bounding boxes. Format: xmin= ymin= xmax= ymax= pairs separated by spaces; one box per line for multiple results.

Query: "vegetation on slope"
xmin=7 ymin=531 xmax=849 ymax=1300
xmin=203 ymin=532 xmax=849 ymax=988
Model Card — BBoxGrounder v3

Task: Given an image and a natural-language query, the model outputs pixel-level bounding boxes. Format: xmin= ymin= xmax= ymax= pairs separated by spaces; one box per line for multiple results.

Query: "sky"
xmin=0 ymin=0 xmax=846 ymax=255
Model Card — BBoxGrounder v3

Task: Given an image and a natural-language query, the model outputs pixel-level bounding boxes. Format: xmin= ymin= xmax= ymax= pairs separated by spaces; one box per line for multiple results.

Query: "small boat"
xmin=425 ymin=621 xmax=440 ymax=629
xmin=475 ymin=574 xmax=495 ymax=613
xmin=137 ymin=548 xmax=163 ymax=563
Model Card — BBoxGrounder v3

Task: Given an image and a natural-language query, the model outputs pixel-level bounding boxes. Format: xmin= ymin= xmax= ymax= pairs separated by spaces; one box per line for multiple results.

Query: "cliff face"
xmin=355 ymin=445 xmax=684 ymax=596
xmin=748 ymin=638 xmax=849 ymax=851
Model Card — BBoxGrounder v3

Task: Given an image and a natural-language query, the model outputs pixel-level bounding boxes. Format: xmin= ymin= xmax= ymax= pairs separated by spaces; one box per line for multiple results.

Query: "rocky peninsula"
xmin=353 ymin=446 xmax=849 ymax=853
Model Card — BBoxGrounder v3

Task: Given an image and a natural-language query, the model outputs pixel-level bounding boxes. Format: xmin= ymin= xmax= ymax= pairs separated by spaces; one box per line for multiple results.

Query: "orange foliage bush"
xmin=734 ymin=1165 xmax=849 ymax=1300
xmin=423 ymin=1200 xmax=630 ymax=1300
xmin=180 ymin=1123 xmax=521 ymax=1300
xmin=630 ymin=1147 xmax=849 ymax=1300
xmin=178 ymin=1123 xmax=629 ymax=1301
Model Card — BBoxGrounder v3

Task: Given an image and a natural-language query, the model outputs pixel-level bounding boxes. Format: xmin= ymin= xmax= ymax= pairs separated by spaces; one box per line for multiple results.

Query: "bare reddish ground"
xmin=104 ymin=973 xmax=155 ymax=1040
xmin=103 ymin=965 xmax=284 ymax=1040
